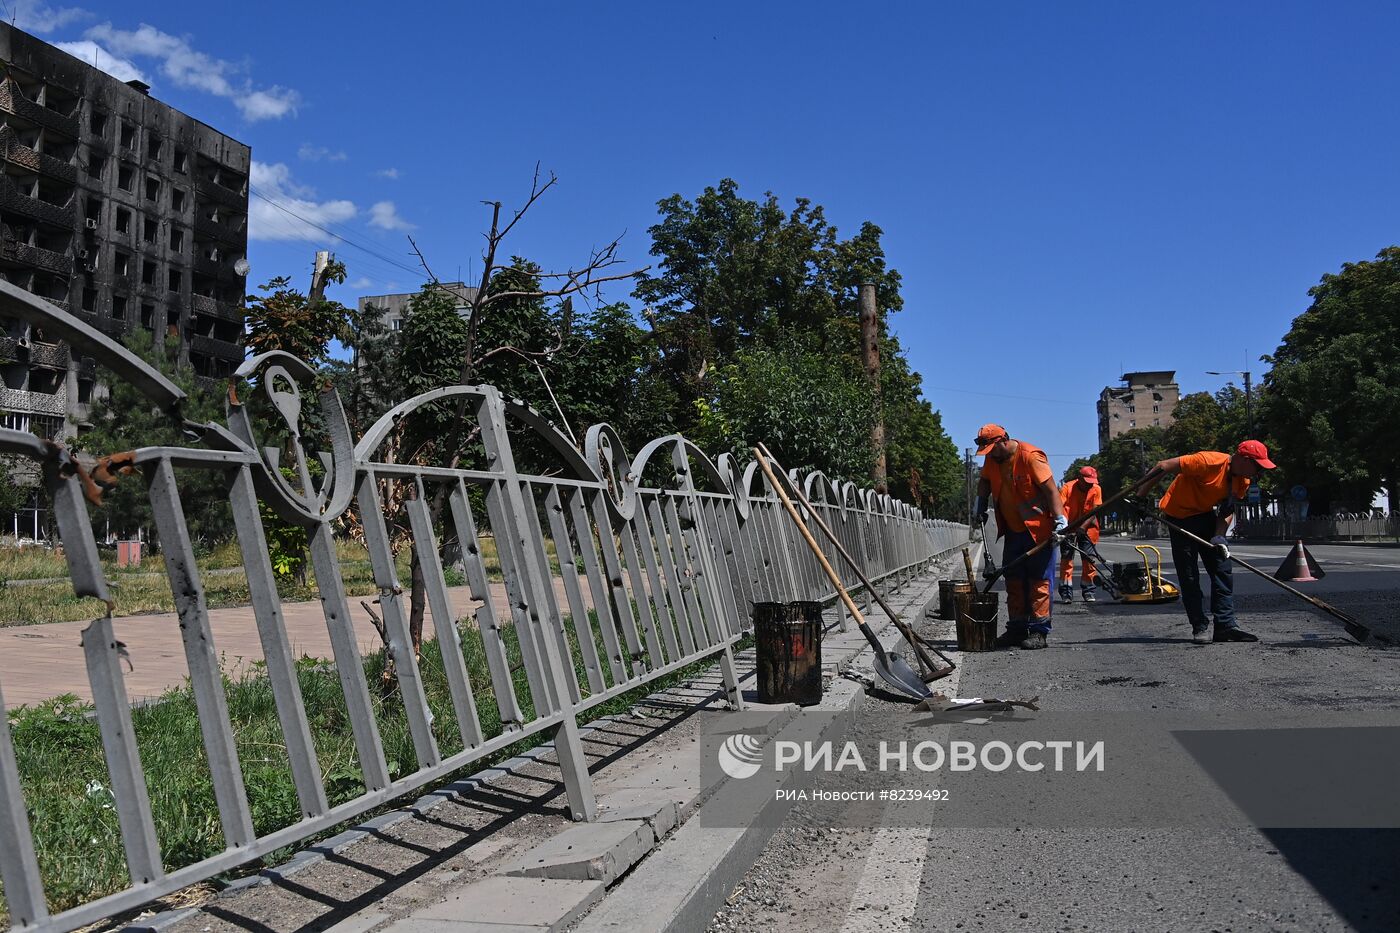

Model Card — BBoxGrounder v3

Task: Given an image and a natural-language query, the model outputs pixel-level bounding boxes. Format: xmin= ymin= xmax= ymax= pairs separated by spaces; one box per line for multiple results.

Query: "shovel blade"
xmin=874 ymin=650 xmax=933 ymax=700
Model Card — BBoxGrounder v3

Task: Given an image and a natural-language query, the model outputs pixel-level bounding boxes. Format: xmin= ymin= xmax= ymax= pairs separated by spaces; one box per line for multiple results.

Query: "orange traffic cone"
xmin=1275 ymin=539 xmax=1324 ymax=582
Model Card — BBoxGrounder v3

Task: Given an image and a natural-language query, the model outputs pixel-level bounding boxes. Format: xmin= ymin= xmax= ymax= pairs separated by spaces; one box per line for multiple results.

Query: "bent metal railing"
xmin=0 ymin=281 xmax=966 ymax=932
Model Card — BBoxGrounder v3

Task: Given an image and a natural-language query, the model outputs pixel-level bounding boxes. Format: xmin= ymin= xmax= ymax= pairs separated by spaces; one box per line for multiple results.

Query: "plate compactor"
xmin=1060 ymin=535 xmax=1180 ymax=604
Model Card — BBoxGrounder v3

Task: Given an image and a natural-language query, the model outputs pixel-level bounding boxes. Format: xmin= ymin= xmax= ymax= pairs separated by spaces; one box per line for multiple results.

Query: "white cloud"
xmin=299 ymin=144 xmax=348 ymax=163
xmin=349 ymin=277 xmax=373 ymax=290
xmin=237 ymin=87 xmax=299 ymax=121
xmin=11 ymin=0 xmax=89 ymax=34
xmin=368 ymin=200 xmax=415 ymax=232
xmin=375 ymin=168 xmax=400 ymax=180
xmin=249 ymin=161 xmax=356 ymax=242
xmin=83 ymin=22 xmax=300 ymax=122
xmin=53 ymin=40 xmax=146 ymax=83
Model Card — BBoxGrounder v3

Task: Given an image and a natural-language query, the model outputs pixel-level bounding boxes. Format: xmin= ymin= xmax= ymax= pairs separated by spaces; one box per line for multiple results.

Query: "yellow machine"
xmin=1062 ymin=536 xmax=1181 ymax=604
xmin=1116 ymin=545 xmax=1181 ymax=604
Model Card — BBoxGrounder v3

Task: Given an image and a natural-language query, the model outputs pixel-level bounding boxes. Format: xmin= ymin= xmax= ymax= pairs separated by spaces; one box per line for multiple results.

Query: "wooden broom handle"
xmin=753 ymin=449 xmax=868 ymax=629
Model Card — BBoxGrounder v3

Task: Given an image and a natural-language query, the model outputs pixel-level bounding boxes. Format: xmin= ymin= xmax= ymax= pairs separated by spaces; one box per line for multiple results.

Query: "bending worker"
xmin=973 ymin=424 xmax=1067 ymax=650
xmin=1059 ymin=466 xmax=1103 ymax=603
xmin=1154 ymin=440 xmax=1276 ymax=644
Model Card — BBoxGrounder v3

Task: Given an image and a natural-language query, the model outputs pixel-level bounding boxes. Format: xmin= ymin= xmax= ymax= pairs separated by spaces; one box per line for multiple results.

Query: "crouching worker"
xmin=974 ymin=424 xmax=1067 ymax=649
xmin=1155 ymin=440 xmax=1276 ymax=644
xmin=1059 ymin=466 xmax=1103 ymax=603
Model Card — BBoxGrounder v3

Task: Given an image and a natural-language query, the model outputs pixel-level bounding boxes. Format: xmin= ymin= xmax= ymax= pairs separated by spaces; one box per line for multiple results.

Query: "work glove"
xmin=974 ymin=496 xmax=989 ymax=526
xmin=1210 ymin=535 xmax=1231 ymax=560
xmin=1053 ymin=514 xmax=1069 ymax=535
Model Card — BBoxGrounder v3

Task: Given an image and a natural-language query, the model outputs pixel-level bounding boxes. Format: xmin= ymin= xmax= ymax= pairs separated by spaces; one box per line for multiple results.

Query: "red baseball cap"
xmin=975 ymin=424 xmax=1009 ymax=455
xmin=1079 ymin=466 xmax=1099 ymax=484
xmin=1236 ymin=440 xmax=1276 ymax=469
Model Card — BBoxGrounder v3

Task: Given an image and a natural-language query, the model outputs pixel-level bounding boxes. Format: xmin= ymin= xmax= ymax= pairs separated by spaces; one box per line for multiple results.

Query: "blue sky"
xmin=19 ymin=1 xmax=1400 ymax=481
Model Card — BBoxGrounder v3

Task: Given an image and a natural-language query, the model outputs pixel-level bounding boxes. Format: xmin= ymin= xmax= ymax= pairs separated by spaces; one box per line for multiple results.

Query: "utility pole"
xmin=1207 ymin=368 xmax=1253 ymax=437
xmin=965 ymin=447 xmax=975 ymax=530
xmin=309 ymin=250 xmax=333 ymax=305
xmin=859 ymin=282 xmax=887 ymax=494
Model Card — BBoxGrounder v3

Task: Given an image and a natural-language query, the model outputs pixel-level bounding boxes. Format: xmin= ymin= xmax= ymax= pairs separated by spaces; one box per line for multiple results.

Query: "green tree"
xmin=244 ymin=260 xmax=350 ymax=366
xmin=692 ymin=344 xmax=876 ymax=479
xmin=635 ymin=179 xmax=902 ymax=433
xmin=1261 ymin=247 xmax=1400 ymax=512
xmin=72 ymin=332 xmax=229 ymax=546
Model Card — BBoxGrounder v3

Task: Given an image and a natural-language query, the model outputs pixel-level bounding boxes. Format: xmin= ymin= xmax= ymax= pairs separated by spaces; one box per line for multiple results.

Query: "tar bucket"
xmin=955 ymin=590 xmax=1000 ymax=652
xmin=940 ymin=580 xmax=972 ymax=620
xmin=753 ymin=601 xmax=823 ymax=706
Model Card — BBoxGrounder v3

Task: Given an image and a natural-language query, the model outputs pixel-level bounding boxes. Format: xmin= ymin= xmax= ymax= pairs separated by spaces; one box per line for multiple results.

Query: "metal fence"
xmin=1235 ymin=513 xmax=1400 ymax=543
xmin=0 ymin=281 xmax=966 ymax=933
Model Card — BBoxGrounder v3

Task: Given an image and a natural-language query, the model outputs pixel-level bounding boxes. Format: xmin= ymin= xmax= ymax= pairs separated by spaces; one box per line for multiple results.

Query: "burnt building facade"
xmin=1097 ymin=370 xmax=1180 ymax=450
xmin=0 ymin=22 xmax=248 ymax=446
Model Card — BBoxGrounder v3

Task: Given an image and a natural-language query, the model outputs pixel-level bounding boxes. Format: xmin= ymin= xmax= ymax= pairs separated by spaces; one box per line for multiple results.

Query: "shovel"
xmin=756 ymin=443 xmax=954 ymax=681
xmin=753 ymin=448 xmax=934 ymax=701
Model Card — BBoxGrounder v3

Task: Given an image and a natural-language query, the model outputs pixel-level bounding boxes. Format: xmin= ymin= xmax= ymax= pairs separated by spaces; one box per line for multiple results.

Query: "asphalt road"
xmin=710 ymin=541 xmax=1400 ymax=932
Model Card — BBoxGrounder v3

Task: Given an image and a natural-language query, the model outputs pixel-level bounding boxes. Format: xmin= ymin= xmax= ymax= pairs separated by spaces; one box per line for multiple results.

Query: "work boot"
xmin=1058 ymin=584 xmax=1073 ymax=604
xmin=1019 ymin=632 xmax=1047 ymax=650
xmin=1081 ymin=589 xmax=1097 ymax=603
xmin=994 ymin=628 xmax=1029 ymax=649
xmin=1213 ymin=626 xmax=1259 ymax=643
xmin=1191 ymin=625 xmax=1212 ymax=645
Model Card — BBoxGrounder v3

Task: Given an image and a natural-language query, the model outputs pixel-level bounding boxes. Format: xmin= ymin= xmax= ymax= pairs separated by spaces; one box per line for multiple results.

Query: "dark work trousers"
xmin=1001 ymin=529 xmax=1055 ymax=634
xmin=1166 ymin=511 xmax=1236 ymax=631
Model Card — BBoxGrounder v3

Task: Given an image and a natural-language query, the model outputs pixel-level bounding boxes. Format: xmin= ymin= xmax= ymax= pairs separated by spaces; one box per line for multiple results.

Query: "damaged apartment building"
xmin=0 ymin=22 xmax=249 ymax=537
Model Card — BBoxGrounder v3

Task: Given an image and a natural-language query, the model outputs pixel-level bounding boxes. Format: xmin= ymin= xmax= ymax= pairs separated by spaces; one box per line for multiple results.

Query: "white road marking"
xmin=838 ymin=628 xmax=961 ymax=931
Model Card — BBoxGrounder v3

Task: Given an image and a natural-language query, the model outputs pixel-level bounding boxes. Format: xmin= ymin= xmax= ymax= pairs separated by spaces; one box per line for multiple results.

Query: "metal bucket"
xmin=939 ymin=580 xmax=972 ymax=620
xmin=753 ymin=601 xmax=823 ymax=705
xmin=954 ymin=590 xmax=1000 ymax=652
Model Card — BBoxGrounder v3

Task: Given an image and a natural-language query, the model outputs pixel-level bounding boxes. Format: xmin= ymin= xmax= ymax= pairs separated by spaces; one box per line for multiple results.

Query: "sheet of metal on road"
xmin=0 ymin=284 xmax=968 ymax=933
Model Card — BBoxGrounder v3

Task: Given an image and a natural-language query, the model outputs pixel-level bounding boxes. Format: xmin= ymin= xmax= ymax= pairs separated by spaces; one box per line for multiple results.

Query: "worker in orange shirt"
xmin=973 ymin=424 xmax=1067 ymax=649
xmin=1155 ymin=440 xmax=1276 ymax=644
xmin=1059 ymin=466 xmax=1103 ymax=603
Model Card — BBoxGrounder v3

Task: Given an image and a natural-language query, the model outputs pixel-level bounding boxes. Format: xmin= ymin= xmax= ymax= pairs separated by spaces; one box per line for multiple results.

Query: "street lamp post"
xmin=1206 ymin=369 xmax=1253 ymax=437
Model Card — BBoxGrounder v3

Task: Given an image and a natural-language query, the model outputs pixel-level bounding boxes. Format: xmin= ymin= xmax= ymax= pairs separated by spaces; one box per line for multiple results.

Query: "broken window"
xmin=119 ymin=122 xmax=135 ymax=149
xmin=141 ymin=302 xmax=155 ymax=330
xmin=115 ymin=208 xmax=131 ymax=234
xmin=115 ymin=251 xmax=130 ymax=276
xmin=113 ymin=294 xmax=127 ymax=318
xmin=117 ymin=164 xmax=134 ymax=191
xmin=142 ymin=260 xmax=156 ymax=286
xmin=145 ymin=176 xmax=160 ymax=202
xmin=90 ymin=109 xmax=108 ymax=136
xmin=171 ymin=187 xmax=185 ymax=211
xmin=169 ymin=227 xmax=184 ymax=252
xmin=148 ymin=136 xmax=162 ymax=161
xmin=173 ymin=148 xmax=188 ymax=173
xmin=143 ymin=217 xmax=158 ymax=244
xmin=85 ymin=151 xmax=105 ymax=178
xmin=81 ymin=287 xmax=96 ymax=312
xmin=168 ymin=269 xmax=182 ymax=292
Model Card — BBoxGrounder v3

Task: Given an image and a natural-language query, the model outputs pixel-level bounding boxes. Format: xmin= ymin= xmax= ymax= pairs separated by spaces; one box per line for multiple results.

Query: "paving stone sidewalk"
xmin=0 ymin=579 xmax=571 ymax=709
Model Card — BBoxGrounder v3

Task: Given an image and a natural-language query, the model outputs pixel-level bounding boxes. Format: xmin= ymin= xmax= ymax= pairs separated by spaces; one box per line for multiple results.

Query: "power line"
xmin=249 ymin=186 xmax=430 ymax=282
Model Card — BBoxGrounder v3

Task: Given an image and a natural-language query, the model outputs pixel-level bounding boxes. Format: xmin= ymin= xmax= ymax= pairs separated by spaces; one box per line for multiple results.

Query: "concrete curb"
xmin=572 ymin=678 xmax=866 ymax=933
xmin=574 ymin=576 xmax=945 ymax=933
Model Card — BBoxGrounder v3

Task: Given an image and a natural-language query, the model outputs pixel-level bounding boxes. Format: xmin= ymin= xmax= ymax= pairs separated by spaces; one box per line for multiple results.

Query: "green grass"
xmin=0 ymin=538 xmax=498 ymax=626
xmin=1 ymin=610 xmax=743 ymax=920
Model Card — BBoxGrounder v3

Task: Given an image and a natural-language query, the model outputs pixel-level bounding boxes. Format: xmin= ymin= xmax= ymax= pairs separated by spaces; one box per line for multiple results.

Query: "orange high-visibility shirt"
xmin=1159 ymin=451 xmax=1250 ymax=519
xmin=1060 ymin=479 xmax=1102 ymax=523
xmin=980 ymin=441 xmax=1054 ymax=538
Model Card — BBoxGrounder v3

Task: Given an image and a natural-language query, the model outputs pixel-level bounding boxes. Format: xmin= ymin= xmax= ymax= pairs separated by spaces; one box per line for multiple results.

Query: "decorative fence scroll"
xmin=0 ymin=282 xmax=967 ymax=933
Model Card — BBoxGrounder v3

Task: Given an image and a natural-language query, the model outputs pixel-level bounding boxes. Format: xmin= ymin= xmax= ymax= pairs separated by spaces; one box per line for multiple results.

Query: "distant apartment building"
xmin=1097 ymin=370 xmax=1180 ymax=449
xmin=0 ymin=22 xmax=249 ymax=445
xmin=357 ymin=282 xmax=477 ymax=334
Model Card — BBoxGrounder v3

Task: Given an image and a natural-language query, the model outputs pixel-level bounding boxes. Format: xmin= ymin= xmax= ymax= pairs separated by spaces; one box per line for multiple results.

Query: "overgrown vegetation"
xmin=2 ymin=612 xmax=744 ymax=918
